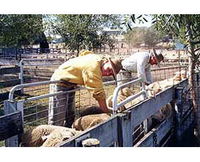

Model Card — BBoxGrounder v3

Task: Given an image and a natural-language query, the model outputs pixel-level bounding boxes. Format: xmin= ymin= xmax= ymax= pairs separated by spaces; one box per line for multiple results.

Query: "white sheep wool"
xmin=21 ymin=125 xmax=81 ymax=147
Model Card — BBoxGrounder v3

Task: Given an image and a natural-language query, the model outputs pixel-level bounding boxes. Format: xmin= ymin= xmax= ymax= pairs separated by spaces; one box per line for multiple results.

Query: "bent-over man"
xmin=49 ymin=54 xmax=122 ymax=127
xmin=117 ymin=49 xmax=164 ymax=86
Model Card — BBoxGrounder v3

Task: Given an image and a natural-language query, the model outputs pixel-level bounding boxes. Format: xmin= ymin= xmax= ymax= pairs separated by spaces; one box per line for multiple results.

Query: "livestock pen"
xmin=0 ymin=46 xmax=194 ymax=146
xmin=0 ymin=63 xmax=195 ymax=147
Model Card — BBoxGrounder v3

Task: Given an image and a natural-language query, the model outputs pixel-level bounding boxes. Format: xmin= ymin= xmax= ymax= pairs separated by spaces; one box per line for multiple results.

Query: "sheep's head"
xmin=120 ymin=87 xmax=134 ymax=97
xmin=147 ymin=82 xmax=162 ymax=97
xmin=21 ymin=127 xmax=48 ymax=147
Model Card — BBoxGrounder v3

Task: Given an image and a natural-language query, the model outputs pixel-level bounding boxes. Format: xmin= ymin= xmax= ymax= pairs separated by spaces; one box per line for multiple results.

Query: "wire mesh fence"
xmin=0 ymin=63 xmax=188 ymax=116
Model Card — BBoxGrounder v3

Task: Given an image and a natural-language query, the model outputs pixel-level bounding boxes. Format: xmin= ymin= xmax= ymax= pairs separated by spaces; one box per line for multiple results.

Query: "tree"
xmin=128 ymin=14 xmax=200 ymax=139
xmin=0 ymin=14 xmax=49 ymax=52
xmin=124 ymin=26 xmax=162 ymax=48
xmin=152 ymin=16 xmax=199 ymax=114
xmin=124 ymin=27 xmax=146 ymax=47
xmin=50 ymin=14 xmax=122 ymax=55
xmin=143 ymin=26 xmax=163 ymax=47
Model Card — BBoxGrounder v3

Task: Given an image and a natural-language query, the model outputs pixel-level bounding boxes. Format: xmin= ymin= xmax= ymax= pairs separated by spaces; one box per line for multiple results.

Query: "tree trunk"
xmin=39 ymin=32 xmax=49 ymax=53
xmin=186 ymin=22 xmax=200 ymax=139
xmin=188 ymin=56 xmax=197 ymax=111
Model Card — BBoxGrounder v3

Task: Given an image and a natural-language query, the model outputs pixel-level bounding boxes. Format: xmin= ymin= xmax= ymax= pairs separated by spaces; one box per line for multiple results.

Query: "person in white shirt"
xmin=117 ymin=49 xmax=164 ymax=86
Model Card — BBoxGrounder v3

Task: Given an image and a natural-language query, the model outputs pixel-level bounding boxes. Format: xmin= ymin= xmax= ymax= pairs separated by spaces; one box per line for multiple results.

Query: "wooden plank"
xmin=0 ymin=66 xmax=20 ymax=75
xmin=135 ymin=116 xmax=174 ymax=147
xmin=58 ymin=116 xmax=119 ymax=147
xmin=0 ymin=111 xmax=23 ymax=140
xmin=0 ymin=79 xmax=21 ymax=87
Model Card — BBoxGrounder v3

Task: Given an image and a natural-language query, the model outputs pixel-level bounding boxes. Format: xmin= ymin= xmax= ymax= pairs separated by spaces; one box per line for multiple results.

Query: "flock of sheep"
xmin=20 ymin=71 xmax=187 ymax=147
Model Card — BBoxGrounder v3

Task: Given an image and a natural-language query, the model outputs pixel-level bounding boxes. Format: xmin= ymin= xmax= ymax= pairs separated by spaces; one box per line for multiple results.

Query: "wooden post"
xmin=19 ymin=61 xmax=24 ymax=85
xmin=4 ymin=100 xmax=24 ymax=147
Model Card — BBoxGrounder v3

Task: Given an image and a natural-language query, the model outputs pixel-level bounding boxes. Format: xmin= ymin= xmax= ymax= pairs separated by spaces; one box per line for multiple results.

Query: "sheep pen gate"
xmin=1 ymin=79 xmax=116 ymax=146
xmin=1 ymin=76 xmax=196 ymax=147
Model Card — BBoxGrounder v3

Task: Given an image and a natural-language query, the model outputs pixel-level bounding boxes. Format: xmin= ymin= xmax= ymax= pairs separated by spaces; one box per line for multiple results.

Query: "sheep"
xmin=72 ymin=113 xmax=111 ymax=131
xmin=79 ymin=106 xmax=105 ymax=117
xmin=151 ymin=103 xmax=173 ymax=123
xmin=106 ymin=87 xmax=143 ymax=112
xmin=106 ymin=72 xmax=186 ymax=126
xmin=146 ymin=70 xmax=187 ymax=98
xmin=145 ymin=71 xmax=187 ymax=125
xmin=71 ymin=106 xmax=110 ymax=131
xmin=21 ymin=125 xmax=81 ymax=147
xmin=74 ymin=71 xmax=187 ymax=133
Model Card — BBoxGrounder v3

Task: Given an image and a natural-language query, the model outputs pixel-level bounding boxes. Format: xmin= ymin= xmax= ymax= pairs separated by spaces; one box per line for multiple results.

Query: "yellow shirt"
xmin=51 ymin=54 xmax=106 ymax=101
xmin=79 ymin=50 xmax=93 ymax=56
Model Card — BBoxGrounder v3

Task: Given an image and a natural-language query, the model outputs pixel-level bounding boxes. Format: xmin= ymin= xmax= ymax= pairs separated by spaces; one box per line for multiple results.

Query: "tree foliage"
xmin=50 ymin=14 xmax=122 ymax=53
xmin=124 ymin=27 xmax=145 ymax=47
xmin=127 ymin=14 xmax=200 ymax=61
xmin=152 ymin=15 xmax=200 ymax=57
xmin=144 ymin=26 xmax=163 ymax=47
xmin=124 ymin=26 xmax=162 ymax=48
xmin=0 ymin=14 xmax=47 ymax=48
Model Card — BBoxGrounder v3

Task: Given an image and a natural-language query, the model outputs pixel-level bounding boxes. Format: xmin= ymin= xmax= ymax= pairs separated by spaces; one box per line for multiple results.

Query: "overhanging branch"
xmin=191 ymin=40 xmax=200 ymax=45
xmin=194 ymin=47 xmax=200 ymax=52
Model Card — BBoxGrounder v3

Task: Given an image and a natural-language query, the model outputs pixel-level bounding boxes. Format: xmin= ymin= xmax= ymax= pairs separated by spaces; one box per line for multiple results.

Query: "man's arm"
xmin=97 ymin=98 xmax=110 ymax=113
xmin=145 ymin=65 xmax=153 ymax=84
xmin=82 ymin=69 xmax=111 ymax=113
xmin=137 ymin=54 xmax=150 ymax=83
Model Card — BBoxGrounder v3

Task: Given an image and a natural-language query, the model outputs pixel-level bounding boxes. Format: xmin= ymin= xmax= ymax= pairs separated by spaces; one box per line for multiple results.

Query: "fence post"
xmin=19 ymin=59 xmax=24 ymax=84
xmin=4 ymin=100 xmax=24 ymax=147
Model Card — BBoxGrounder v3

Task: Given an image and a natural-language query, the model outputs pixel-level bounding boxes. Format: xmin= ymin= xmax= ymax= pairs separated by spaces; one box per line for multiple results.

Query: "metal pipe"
xmin=20 ymin=58 xmax=62 ymax=62
xmin=115 ymin=90 xmax=146 ymax=111
xmin=8 ymin=80 xmax=60 ymax=101
xmin=112 ymin=78 xmax=145 ymax=113
xmin=8 ymin=79 xmax=116 ymax=102
xmin=151 ymin=65 xmax=187 ymax=71
xmin=24 ymin=87 xmax=82 ymax=103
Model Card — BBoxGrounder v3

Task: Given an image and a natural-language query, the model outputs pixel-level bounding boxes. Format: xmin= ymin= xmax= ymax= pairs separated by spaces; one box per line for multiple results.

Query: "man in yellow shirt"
xmin=49 ymin=54 xmax=122 ymax=127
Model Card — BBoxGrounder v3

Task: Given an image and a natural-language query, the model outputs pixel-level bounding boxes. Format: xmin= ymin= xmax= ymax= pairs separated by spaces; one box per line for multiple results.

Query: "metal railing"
xmin=2 ymin=75 xmax=195 ymax=147
xmin=112 ymin=78 xmax=147 ymax=113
